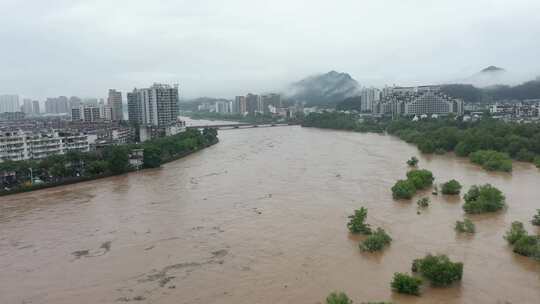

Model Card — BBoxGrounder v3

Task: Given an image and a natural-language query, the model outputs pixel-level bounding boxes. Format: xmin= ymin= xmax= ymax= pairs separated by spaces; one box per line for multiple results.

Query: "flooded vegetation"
xmin=1 ymin=126 xmax=540 ymax=303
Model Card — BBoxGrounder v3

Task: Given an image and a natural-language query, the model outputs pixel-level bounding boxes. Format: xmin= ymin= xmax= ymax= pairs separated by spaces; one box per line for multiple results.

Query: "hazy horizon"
xmin=1 ymin=0 xmax=540 ymax=100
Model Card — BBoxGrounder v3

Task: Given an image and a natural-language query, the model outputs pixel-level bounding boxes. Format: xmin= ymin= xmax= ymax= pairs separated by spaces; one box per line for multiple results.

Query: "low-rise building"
xmin=0 ymin=130 xmax=89 ymax=162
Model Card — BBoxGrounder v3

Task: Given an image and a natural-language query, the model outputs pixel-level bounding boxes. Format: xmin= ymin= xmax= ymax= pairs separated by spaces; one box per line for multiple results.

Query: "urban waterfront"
xmin=1 ymin=122 xmax=540 ymax=304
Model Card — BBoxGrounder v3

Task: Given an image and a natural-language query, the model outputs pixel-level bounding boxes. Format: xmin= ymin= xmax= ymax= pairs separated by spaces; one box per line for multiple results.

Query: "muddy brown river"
xmin=1 ymin=124 xmax=540 ymax=304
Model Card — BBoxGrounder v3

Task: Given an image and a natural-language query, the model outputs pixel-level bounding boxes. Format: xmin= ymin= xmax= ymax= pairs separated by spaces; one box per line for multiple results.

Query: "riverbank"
xmin=302 ymin=112 xmax=540 ymax=171
xmin=0 ymin=139 xmax=218 ymax=197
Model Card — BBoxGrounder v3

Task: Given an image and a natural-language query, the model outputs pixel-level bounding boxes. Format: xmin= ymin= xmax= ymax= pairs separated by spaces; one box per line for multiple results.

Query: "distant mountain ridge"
xmin=286 ymin=71 xmax=360 ymax=105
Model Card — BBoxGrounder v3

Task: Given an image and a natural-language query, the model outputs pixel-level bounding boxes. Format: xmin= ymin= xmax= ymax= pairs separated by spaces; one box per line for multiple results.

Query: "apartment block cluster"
xmin=198 ymin=93 xmax=297 ymax=118
xmin=488 ymin=100 xmax=540 ymax=121
xmin=354 ymin=86 xmax=464 ymax=117
xmin=0 ymin=83 xmax=183 ymax=162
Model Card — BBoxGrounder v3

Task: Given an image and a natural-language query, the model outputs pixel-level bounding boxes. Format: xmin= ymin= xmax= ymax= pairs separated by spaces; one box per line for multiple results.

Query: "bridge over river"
xmin=187 ymin=122 xmax=299 ymax=130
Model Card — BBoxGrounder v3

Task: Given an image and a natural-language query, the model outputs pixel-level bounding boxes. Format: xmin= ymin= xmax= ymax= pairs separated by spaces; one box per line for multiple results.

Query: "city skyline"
xmin=1 ymin=1 xmax=540 ymax=99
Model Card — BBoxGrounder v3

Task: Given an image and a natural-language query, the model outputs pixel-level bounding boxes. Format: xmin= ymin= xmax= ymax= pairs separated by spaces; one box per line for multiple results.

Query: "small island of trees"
xmin=391 ymin=272 xmax=422 ymax=296
xmin=455 ymin=219 xmax=476 ymax=234
xmin=412 ymin=254 xmax=463 ymax=287
xmin=462 ymin=184 xmax=506 ymax=214
xmin=441 ymin=179 xmax=462 ymax=195
xmin=392 ymin=169 xmax=434 ymax=199
xmin=504 ymin=221 xmax=540 ymax=259
xmin=347 ymin=207 xmax=392 ymax=252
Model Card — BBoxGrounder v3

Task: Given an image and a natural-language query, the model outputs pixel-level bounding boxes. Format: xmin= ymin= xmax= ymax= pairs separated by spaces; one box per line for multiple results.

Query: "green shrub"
xmin=441 ymin=180 xmax=462 ymax=195
xmin=532 ymin=210 xmax=540 ymax=226
xmin=504 ymin=221 xmax=540 ymax=259
xmin=412 ymin=254 xmax=463 ymax=287
xmin=390 ymin=273 xmax=422 ymax=296
xmin=360 ymin=228 xmax=392 ymax=252
xmin=534 ymin=156 xmax=540 ymax=168
xmin=417 ymin=197 xmax=430 ymax=208
xmin=462 ymin=184 xmax=506 ymax=214
xmin=347 ymin=207 xmax=372 ymax=235
xmin=392 ymin=179 xmax=416 ymax=200
xmin=512 ymin=235 xmax=540 ymax=258
xmin=407 ymin=156 xmax=419 ymax=167
xmin=469 ymin=150 xmax=512 ymax=172
xmin=504 ymin=221 xmax=528 ymax=245
xmin=455 ymin=219 xmax=475 ymax=233
xmin=326 ymin=292 xmax=352 ymax=304
xmin=406 ymin=169 xmax=434 ymax=190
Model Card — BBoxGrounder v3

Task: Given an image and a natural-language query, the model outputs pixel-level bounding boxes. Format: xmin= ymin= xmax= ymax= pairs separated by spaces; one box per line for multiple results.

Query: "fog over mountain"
xmin=1 ymin=0 xmax=540 ymax=99
xmin=286 ymin=71 xmax=360 ymax=105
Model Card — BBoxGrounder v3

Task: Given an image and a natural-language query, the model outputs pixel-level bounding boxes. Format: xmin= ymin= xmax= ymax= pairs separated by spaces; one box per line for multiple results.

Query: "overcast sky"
xmin=1 ymin=0 xmax=540 ymax=100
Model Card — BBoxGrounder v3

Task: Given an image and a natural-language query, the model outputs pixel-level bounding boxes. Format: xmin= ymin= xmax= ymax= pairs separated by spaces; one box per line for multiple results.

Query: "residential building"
xmin=0 ymin=129 xmax=89 ymax=162
xmin=72 ymin=105 xmax=102 ymax=122
xmin=45 ymin=96 xmax=70 ymax=114
xmin=127 ymin=83 xmax=179 ymax=126
xmin=0 ymin=112 xmax=25 ymax=121
xmin=246 ymin=93 xmax=261 ymax=114
xmin=0 ymin=95 xmax=19 ymax=113
xmin=360 ymin=88 xmax=380 ymax=112
xmin=108 ymin=89 xmax=123 ymax=121
xmin=374 ymin=86 xmax=464 ymax=117
xmin=22 ymin=99 xmax=33 ymax=115
xmin=235 ymin=96 xmax=247 ymax=114
xmin=32 ymin=100 xmax=40 ymax=115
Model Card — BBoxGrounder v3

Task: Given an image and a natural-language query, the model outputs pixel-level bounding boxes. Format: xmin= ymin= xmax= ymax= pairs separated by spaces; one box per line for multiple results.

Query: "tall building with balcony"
xmin=108 ymin=89 xmax=123 ymax=121
xmin=72 ymin=106 xmax=102 ymax=122
xmin=0 ymin=130 xmax=89 ymax=162
xmin=127 ymin=83 xmax=179 ymax=127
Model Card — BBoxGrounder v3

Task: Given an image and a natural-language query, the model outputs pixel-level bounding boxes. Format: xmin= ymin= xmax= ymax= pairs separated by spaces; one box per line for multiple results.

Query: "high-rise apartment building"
xmin=22 ymin=99 xmax=33 ymax=115
xmin=32 ymin=100 xmax=40 ymax=115
xmin=45 ymin=96 xmax=70 ymax=114
xmin=246 ymin=93 xmax=261 ymax=115
xmin=360 ymin=88 xmax=381 ymax=112
xmin=127 ymin=83 xmax=179 ymax=126
xmin=235 ymin=96 xmax=247 ymax=114
xmin=108 ymin=89 xmax=123 ymax=121
xmin=0 ymin=95 xmax=19 ymax=113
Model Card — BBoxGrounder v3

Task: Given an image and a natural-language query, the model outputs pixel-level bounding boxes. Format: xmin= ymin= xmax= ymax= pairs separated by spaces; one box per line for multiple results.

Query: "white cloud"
xmin=1 ymin=0 xmax=539 ymax=99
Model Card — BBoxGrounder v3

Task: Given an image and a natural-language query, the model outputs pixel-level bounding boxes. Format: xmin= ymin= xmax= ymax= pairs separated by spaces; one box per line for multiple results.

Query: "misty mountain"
xmin=440 ymin=78 xmax=540 ymax=103
xmin=287 ymin=71 xmax=360 ymax=105
xmin=459 ymin=65 xmax=511 ymax=87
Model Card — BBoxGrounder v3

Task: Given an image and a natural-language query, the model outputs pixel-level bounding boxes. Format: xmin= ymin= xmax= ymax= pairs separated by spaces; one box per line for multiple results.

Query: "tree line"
xmin=0 ymin=128 xmax=218 ymax=193
xmin=302 ymin=112 xmax=540 ymax=170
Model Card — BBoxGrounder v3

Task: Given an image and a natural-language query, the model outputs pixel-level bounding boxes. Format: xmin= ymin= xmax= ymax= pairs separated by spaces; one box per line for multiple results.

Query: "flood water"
xmin=1 ymin=124 xmax=540 ymax=304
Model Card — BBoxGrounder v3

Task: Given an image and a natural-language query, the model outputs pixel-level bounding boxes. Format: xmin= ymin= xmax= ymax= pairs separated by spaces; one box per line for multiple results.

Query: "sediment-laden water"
xmin=1 ymin=124 xmax=539 ymax=304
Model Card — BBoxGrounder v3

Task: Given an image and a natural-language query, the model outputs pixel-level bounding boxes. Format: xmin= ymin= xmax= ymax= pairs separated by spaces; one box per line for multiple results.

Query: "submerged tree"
xmin=326 ymin=292 xmax=353 ymax=304
xmin=407 ymin=156 xmax=419 ymax=167
xmin=441 ymin=179 xmax=462 ymax=195
xmin=347 ymin=207 xmax=372 ymax=235
xmin=390 ymin=273 xmax=422 ymax=296
xmin=412 ymin=254 xmax=463 ymax=287
xmin=360 ymin=228 xmax=392 ymax=252
xmin=463 ymin=184 xmax=506 ymax=214
xmin=455 ymin=219 xmax=476 ymax=233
